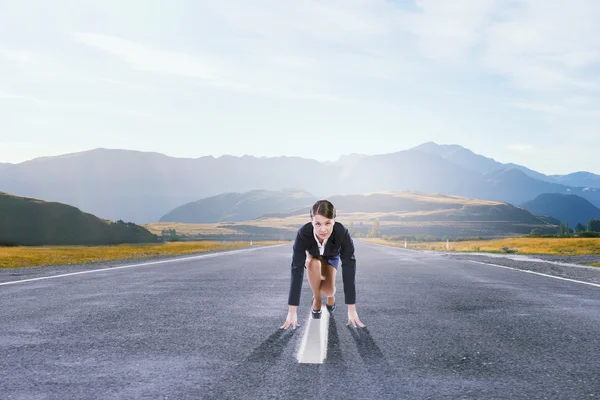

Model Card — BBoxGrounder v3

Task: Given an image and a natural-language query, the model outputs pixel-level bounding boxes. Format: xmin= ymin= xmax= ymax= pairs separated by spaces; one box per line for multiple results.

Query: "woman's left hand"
xmin=347 ymin=309 xmax=366 ymax=328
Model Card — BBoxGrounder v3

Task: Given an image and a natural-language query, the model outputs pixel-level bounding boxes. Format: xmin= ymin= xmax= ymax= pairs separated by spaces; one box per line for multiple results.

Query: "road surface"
xmin=1 ymin=241 xmax=599 ymax=399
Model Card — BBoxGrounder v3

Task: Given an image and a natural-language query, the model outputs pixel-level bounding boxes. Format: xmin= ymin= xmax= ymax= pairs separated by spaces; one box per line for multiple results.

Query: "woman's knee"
xmin=305 ymin=255 xmax=321 ymax=270
xmin=320 ymin=283 xmax=336 ymax=297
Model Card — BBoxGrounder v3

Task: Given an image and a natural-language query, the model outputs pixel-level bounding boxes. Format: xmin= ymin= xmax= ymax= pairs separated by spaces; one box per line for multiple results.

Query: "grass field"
xmin=366 ymin=237 xmax=600 ymax=256
xmin=4 ymin=236 xmax=599 ymax=269
xmin=0 ymin=241 xmax=285 ymax=269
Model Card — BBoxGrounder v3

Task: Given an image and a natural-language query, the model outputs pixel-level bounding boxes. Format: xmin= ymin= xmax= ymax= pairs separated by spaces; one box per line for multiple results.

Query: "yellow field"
xmin=143 ymin=220 xmax=304 ymax=235
xmin=0 ymin=241 xmax=285 ymax=269
xmin=366 ymin=237 xmax=600 ymax=256
xmin=143 ymin=222 xmax=242 ymax=235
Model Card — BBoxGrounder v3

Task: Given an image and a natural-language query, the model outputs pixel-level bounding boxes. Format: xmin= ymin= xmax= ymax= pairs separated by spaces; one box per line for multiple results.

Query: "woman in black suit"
xmin=281 ymin=200 xmax=365 ymax=329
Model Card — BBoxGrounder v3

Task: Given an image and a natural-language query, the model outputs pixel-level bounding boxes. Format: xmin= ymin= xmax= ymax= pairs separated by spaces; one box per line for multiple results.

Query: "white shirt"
xmin=313 ymin=230 xmax=328 ymax=256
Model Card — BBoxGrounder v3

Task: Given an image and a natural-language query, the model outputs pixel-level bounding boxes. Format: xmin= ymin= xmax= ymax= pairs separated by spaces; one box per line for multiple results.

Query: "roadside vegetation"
xmin=366 ymin=237 xmax=600 ymax=256
xmin=0 ymin=241 xmax=284 ymax=269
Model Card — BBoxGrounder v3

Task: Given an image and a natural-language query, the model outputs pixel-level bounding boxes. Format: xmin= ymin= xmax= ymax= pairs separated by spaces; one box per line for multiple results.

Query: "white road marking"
xmin=297 ymin=306 xmax=329 ymax=364
xmin=469 ymin=261 xmax=600 ymax=288
xmin=0 ymin=245 xmax=286 ymax=286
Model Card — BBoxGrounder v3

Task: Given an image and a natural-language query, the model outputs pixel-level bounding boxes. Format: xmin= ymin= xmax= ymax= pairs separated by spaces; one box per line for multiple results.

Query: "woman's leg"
xmin=320 ymin=262 xmax=337 ymax=306
xmin=305 ymin=252 xmax=324 ymax=310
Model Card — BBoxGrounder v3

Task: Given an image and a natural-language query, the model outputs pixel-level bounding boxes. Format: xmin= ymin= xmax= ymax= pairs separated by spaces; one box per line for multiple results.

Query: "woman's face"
xmin=312 ymin=214 xmax=334 ymax=240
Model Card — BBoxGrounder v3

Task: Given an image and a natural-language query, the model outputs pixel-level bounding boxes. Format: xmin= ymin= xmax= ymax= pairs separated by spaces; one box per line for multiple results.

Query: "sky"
xmin=1 ymin=0 xmax=599 ymax=175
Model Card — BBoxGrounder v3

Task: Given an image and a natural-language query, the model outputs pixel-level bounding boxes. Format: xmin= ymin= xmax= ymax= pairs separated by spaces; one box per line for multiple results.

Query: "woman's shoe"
xmin=326 ymin=296 xmax=335 ymax=312
xmin=312 ymin=296 xmax=322 ymax=318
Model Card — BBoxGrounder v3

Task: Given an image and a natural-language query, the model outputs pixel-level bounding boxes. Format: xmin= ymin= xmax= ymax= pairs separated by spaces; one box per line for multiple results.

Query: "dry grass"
xmin=360 ymin=190 xmax=503 ymax=205
xmin=143 ymin=222 xmax=241 ymax=235
xmin=0 ymin=241 xmax=285 ymax=269
xmin=366 ymin=237 xmax=600 ymax=255
xmin=143 ymin=221 xmax=303 ymax=235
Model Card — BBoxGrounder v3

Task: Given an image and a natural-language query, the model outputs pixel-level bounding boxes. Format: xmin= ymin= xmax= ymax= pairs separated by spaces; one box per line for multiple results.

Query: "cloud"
xmin=71 ymin=31 xmax=345 ymax=101
xmin=194 ymin=0 xmax=600 ymax=101
xmin=0 ymin=46 xmax=152 ymax=95
xmin=507 ymin=143 xmax=534 ymax=152
xmin=71 ymin=33 xmax=233 ymax=84
xmin=0 ymin=48 xmax=84 ymax=82
xmin=512 ymin=102 xmax=569 ymax=114
xmin=400 ymin=0 xmax=499 ymax=65
xmin=388 ymin=0 xmax=600 ymax=95
xmin=482 ymin=1 xmax=600 ymax=93
xmin=205 ymin=0 xmax=392 ymax=42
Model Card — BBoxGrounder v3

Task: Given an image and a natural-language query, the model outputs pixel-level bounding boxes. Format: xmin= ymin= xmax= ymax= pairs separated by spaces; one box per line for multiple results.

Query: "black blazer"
xmin=288 ymin=221 xmax=356 ymax=306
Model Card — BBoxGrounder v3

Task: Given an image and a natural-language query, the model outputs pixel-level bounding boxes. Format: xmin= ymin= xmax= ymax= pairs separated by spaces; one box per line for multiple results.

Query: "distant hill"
xmin=521 ymin=193 xmax=600 ymax=226
xmin=2 ymin=145 xmax=600 ymax=224
xmin=327 ymin=191 xmax=543 ymax=223
xmin=0 ymin=191 xmax=158 ymax=246
xmin=482 ymin=168 xmax=574 ymax=206
xmin=146 ymin=190 xmax=556 ymax=240
xmin=160 ymin=188 xmax=318 ymax=223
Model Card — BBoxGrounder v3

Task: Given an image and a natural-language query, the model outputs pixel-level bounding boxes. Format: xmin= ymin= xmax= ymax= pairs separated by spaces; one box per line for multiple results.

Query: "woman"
xmin=280 ymin=200 xmax=365 ymax=329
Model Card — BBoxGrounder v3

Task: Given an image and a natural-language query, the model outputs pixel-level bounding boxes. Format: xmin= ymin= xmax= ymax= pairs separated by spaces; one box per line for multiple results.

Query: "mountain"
xmin=548 ymin=172 xmax=600 ymax=189
xmin=412 ymin=142 xmax=505 ymax=174
xmin=333 ymin=149 xmax=600 ymax=209
xmin=412 ymin=142 xmax=600 ymax=188
xmin=335 ymin=149 xmax=487 ymax=199
xmin=160 ymin=188 xmax=318 ymax=223
xmin=1 ymin=145 xmax=600 ymax=224
xmin=483 ymin=168 xmax=600 ymax=209
xmin=0 ymin=191 xmax=158 ymax=246
xmin=333 ymin=153 xmax=368 ymax=167
xmin=482 ymin=167 xmax=572 ymax=205
xmin=146 ymin=190 xmax=555 ymax=240
xmin=521 ymin=193 xmax=600 ymax=226
xmin=0 ymin=163 xmax=12 ymax=173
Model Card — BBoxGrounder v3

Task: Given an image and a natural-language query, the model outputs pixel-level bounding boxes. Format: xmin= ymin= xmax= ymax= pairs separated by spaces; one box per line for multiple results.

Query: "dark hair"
xmin=310 ymin=200 xmax=336 ymax=219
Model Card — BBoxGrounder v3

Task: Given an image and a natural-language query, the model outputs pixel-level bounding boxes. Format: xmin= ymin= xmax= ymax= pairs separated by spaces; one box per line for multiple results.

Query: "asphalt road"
xmin=1 ymin=241 xmax=600 ymax=399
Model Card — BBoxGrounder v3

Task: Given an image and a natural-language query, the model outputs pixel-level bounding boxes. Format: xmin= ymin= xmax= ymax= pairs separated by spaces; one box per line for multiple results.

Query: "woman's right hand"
xmin=280 ymin=306 xmax=300 ymax=329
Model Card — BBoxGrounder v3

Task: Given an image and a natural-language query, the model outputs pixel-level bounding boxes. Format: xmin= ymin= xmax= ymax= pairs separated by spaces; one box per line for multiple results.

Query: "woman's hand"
xmin=280 ymin=306 xmax=300 ymax=329
xmin=346 ymin=305 xmax=366 ymax=328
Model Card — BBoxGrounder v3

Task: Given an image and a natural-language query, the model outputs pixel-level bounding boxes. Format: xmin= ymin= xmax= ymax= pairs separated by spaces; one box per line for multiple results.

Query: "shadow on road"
xmin=245 ymin=328 xmax=297 ymax=363
xmin=347 ymin=326 xmax=387 ymax=365
xmin=205 ymin=328 xmax=297 ymax=399
xmin=325 ymin=314 xmax=344 ymax=363
xmin=346 ymin=325 xmax=402 ymax=398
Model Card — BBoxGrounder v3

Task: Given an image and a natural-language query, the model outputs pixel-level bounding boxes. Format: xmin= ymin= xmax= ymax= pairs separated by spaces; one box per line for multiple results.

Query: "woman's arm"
xmin=340 ymin=228 xmax=356 ymax=305
xmin=340 ymin=228 xmax=365 ymax=328
xmin=281 ymin=230 xmax=306 ymax=329
xmin=288 ymin=230 xmax=307 ymax=306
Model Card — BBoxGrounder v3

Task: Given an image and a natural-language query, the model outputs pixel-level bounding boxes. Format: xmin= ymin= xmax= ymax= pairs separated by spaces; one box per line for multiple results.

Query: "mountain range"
xmin=0 ymin=143 xmax=598 ymax=224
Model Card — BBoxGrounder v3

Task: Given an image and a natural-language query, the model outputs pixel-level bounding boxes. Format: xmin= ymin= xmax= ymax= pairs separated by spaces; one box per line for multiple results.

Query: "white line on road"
xmin=0 ymin=245 xmax=286 ymax=287
xmin=297 ymin=306 xmax=329 ymax=364
xmin=469 ymin=261 xmax=600 ymax=288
